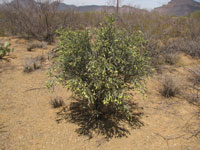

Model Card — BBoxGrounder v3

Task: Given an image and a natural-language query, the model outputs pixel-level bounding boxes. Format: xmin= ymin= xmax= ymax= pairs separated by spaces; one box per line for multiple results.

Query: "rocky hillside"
xmin=154 ymin=0 xmax=200 ymax=16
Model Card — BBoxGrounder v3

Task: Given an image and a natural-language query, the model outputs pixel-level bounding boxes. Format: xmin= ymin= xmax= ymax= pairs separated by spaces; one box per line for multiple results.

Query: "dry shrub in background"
xmin=23 ymin=55 xmax=45 ymax=73
xmin=2 ymin=0 xmax=71 ymax=43
xmin=27 ymin=41 xmax=47 ymax=51
xmin=1 ymin=0 xmax=105 ymax=42
xmin=185 ymin=65 xmax=200 ymax=139
xmin=186 ymin=66 xmax=200 ymax=106
xmin=160 ymin=75 xmax=181 ymax=98
xmin=190 ymin=66 xmax=200 ymax=86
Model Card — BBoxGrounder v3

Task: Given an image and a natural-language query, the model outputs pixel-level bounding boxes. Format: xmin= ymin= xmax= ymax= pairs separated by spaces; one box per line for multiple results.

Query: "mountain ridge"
xmin=154 ymin=0 xmax=200 ymax=16
xmin=1 ymin=0 xmax=200 ymax=16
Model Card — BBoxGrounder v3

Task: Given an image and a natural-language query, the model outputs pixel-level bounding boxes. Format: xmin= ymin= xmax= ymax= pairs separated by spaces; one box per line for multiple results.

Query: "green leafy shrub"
xmin=0 ymin=42 xmax=13 ymax=59
xmin=49 ymin=16 xmax=150 ymax=122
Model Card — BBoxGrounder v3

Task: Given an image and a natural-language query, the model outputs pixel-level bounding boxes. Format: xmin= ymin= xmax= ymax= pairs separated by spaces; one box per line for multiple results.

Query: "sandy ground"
xmin=0 ymin=37 xmax=200 ymax=150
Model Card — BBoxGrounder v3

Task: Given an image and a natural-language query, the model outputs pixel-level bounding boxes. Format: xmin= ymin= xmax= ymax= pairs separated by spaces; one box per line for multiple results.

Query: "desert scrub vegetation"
xmin=0 ymin=11 xmax=6 ymax=36
xmin=2 ymin=0 xmax=67 ymax=43
xmin=0 ymin=42 xmax=13 ymax=59
xmin=189 ymin=66 xmax=200 ymax=85
xmin=23 ymin=55 xmax=45 ymax=73
xmin=27 ymin=41 xmax=47 ymax=51
xmin=185 ymin=66 xmax=200 ymax=106
xmin=160 ymin=76 xmax=180 ymax=98
xmin=162 ymin=38 xmax=200 ymax=59
xmin=48 ymin=16 xmax=150 ymax=137
xmin=1 ymin=0 xmax=105 ymax=42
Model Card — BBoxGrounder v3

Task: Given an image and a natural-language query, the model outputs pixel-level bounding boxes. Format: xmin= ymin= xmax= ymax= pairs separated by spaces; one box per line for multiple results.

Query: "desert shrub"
xmin=185 ymin=66 xmax=200 ymax=107
xmin=186 ymin=87 xmax=200 ymax=107
xmin=163 ymin=52 xmax=180 ymax=65
xmin=149 ymin=37 xmax=199 ymax=68
xmin=27 ymin=41 xmax=47 ymax=51
xmin=0 ymin=42 xmax=13 ymax=59
xmin=147 ymin=39 xmax=179 ymax=71
xmin=162 ymin=38 xmax=200 ymax=58
xmin=188 ymin=11 xmax=200 ymax=40
xmin=189 ymin=66 xmax=200 ymax=85
xmin=180 ymin=39 xmax=200 ymax=58
xmin=48 ymin=16 xmax=150 ymax=123
xmin=50 ymin=97 xmax=65 ymax=108
xmin=146 ymin=39 xmax=165 ymax=71
xmin=161 ymin=76 xmax=180 ymax=98
xmin=2 ymin=0 xmax=72 ymax=43
xmin=23 ymin=55 xmax=45 ymax=73
xmin=0 ymin=11 xmax=5 ymax=36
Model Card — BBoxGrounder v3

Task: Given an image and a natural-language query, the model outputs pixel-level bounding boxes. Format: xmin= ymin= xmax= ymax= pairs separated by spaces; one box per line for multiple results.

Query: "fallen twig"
xmin=23 ymin=87 xmax=46 ymax=93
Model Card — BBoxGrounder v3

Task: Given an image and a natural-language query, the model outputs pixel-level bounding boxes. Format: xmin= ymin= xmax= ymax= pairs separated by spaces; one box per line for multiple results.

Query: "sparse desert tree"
xmin=49 ymin=16 xmax=150 ymax=121
xmin=2 ymin=0 xmax=71 ymax=43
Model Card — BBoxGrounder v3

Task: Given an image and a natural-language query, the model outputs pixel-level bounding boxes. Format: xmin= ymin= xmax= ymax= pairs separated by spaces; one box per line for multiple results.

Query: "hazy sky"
xmin=64 ymin=0 xmax=171 ymax=9
xmin=63 ymin=0 xmax=200 ymax=9
xmin=0 ymin=0 xmax=199 ymax=9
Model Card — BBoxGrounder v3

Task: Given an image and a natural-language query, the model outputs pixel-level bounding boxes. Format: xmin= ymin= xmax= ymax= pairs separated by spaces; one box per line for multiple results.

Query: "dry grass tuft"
xmin=160 ymin=76 xmax=181 ymax=98
xmin=50 ymin=97 xmax=65 ymax=108
xmin=23 ymin=55 xmax=45 ymax=73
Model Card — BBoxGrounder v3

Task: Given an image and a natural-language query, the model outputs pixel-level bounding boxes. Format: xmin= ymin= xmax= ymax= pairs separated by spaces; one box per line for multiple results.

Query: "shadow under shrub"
xmin=57 ymin=98 xmax=144 ymax=139
xmin=49 ymin=15 xmax=150 ymax=138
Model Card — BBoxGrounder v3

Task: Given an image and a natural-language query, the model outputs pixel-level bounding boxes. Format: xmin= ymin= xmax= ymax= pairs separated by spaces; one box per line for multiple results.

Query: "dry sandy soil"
xmin=0 ymin=37 xmax=200 ymax=150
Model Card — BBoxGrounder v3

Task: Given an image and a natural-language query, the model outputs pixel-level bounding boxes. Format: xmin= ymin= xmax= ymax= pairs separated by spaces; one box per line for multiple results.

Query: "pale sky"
xmin=64 ymin=0 xmax=171 ymax=9
xmin=0 ymin=0 xmax=199 ymax=9
xmin=64 ymin=0 xmax=200 ymax=9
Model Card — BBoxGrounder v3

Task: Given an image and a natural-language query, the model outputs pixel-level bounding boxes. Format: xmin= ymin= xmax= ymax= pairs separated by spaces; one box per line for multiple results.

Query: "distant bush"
xmin=2 ymin=0 xmax=74 ymax=42
xmin=48 ymin=16 xmax=150 ymax=122
xmin=180 ymin=39 xmax=200 ymax=58
xmin=27 ymin=41 xmax=47 ymax=51
xmin=161 ymin=76 xmax=180 ymax=98
xmin=189 ymin=66 xmax=200 ymax=86
xmin=0 ymin=42 xmax=13 ymax=59
xmin=147 ymin=40 xmax=180 ymax=71
xmin=166 ymin=38 xmax=200 ymax=58
xmin=163 ymin=52 xmax=180 ymax=65
xmin=23 ymin=55 xmax=45 ymax=73
xmin=186 ymin=87 xmax=200 ymax=107
xmin=185 ymin=66 xmax=200 ymax=107
xmin=0 ymin=11 xmax=6 ymax=36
